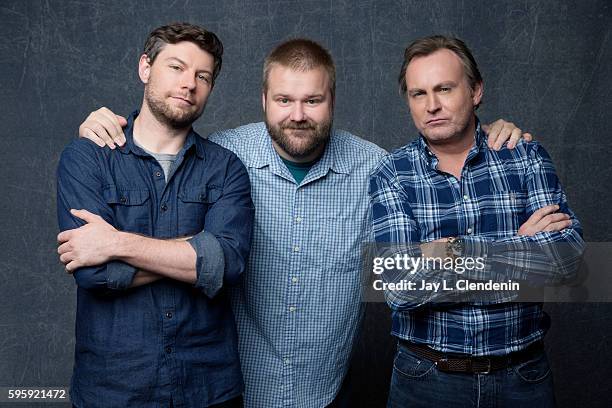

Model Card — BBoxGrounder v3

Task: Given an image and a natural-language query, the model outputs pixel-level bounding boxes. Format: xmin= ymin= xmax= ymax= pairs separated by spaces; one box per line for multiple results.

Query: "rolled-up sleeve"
xmin=189 ymin=153 xmax=254 ymax=298
xmin=57 ymin=142 xmax=137 ymax=295
xmin=188 ymin=231 xmax=225 ymax=298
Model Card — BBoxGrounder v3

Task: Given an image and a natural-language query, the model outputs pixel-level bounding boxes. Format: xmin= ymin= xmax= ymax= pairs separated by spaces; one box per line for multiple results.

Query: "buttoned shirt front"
xmin=209 ymin=123 xmax=386 ymax=407
xmin=57 ymin=112 xmax=254 ymax=407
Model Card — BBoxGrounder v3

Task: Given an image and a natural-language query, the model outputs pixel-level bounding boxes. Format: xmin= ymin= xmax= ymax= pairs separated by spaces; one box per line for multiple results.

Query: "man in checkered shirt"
xmin=370 ymin=35 xmax=585 ymax=407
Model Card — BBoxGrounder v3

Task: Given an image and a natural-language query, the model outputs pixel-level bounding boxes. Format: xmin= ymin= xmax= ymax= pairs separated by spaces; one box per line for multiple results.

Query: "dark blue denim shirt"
xmin=57 ymin=111 xmax=254 ymax=407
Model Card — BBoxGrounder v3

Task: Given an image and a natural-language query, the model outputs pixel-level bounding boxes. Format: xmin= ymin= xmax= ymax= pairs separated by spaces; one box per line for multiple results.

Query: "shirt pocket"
xmin=103 ymin=186 xmax=151 ymax=233
xmin=177 ymin=185 xmax=222 ymax=233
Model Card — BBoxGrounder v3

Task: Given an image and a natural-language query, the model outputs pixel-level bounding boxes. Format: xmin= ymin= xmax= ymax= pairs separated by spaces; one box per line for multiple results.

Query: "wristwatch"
xmin=446 ymin=237 xmax=464 ymax=258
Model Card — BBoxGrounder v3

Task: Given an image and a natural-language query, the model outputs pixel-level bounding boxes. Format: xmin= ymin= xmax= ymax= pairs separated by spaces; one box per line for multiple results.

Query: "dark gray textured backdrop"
xmin=1 ymin=1 xmax=611 ymax=407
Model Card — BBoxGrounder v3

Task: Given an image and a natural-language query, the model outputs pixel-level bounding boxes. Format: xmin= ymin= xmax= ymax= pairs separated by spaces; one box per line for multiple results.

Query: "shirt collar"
xmin=119 ymin=110 xmax=204 ymax=159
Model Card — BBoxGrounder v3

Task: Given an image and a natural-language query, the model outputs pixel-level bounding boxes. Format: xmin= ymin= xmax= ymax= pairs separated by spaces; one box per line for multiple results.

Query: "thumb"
xmin=116 ymin=115 xmax=128 ymax=127
xmin=70 ymin=209 xmax=103 ymax=224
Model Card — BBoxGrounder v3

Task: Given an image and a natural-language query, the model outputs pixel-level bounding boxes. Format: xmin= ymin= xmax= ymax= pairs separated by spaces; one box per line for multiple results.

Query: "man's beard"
xmin=144 ymin=85 xmax=204 ymax=129
xmin=266 ymin=117 xmax=332 ymax=161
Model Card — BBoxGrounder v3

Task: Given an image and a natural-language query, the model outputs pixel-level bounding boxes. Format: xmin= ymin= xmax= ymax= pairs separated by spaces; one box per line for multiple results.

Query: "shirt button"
xmin=165 ymin=346 xmax=172 ymax=354
xmin=463 ymin=194 xmax=469 ymax=200
xmin=289 ymin=306 xmax=296 ymax=312
xmin=467 ymin=228 xmax=473 ymax=234
xmin=165 ymin=312 xmax=173 ymax=319
xmin=161 ymin=203 xmax=168 ymax=212
xmin=119 ymin=196 xmax=127 ymax=204
xmin=295 ymin=216 xmax=302 ymax=223
xmin=154 ymin=171 xmax=162 ymax=178
xmin=293 ymin=246 xmax=300 ymax=252
xmin=291 ymin=277 xmax=298 ymax=283
xmin=284 ymin=358 xmax=291 ymax=365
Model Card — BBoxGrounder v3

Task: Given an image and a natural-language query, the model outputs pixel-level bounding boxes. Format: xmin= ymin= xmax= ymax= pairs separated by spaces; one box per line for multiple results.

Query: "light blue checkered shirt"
xmin=209 ymin=123 xmax=386 ymax=408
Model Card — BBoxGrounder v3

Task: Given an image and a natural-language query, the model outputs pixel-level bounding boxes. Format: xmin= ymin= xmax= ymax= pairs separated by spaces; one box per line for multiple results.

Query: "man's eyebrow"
xmin=434 ymin=81 xmax=458 ymax=89
xmin=304 ymin=93 xmax=325 ymax=99
xmin=164 ymin=56 xmax=187 ymax=66
xmin=408 ymin=81 xmax=458 ymax=93
xmin=164 ymin=56 xmax=213 ymax=75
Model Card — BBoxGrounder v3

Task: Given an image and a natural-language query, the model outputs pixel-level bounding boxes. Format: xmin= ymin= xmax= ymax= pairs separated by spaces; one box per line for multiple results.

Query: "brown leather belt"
xmin=400 ymin=340 xmax=544 ymax=374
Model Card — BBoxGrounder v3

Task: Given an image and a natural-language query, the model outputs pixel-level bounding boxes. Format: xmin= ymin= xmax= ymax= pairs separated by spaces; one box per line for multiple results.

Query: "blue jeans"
xmin=387 ymin=342 xmax=556 ymax=408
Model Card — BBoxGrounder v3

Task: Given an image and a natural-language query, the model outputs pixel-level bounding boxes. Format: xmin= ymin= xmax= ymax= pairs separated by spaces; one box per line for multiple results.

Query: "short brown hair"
xmin=398 ymin=35 xmax=482 ymax=96
xmin=143 ymin=22 xmax=223 ymax=84
xmin=263 ymin=39 xmax=336 ymax=99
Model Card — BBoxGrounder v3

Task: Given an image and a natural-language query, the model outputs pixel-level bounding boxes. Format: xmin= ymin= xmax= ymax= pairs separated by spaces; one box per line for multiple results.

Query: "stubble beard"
xmin=266 ymin=117 xmax=332 ymax=161
xmin=144 ymin=84 xmax=204 ymax=130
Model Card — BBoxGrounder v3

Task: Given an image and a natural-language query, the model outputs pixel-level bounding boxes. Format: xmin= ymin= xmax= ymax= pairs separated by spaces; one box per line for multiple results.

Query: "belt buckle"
xmin=472 ymin=357 xmax=491 ymax=374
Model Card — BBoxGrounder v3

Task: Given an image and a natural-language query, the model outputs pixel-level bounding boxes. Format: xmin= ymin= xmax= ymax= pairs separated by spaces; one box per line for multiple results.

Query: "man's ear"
xmin=261 ymin=91 xmax=267 ymax=113
xmin=138 ymin=54 xmax=152 ymax=84
xmin=472 ymin=80 xmax=483 ymax=107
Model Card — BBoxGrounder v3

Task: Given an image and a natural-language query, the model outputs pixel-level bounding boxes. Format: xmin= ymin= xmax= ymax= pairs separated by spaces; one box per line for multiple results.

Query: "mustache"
xmin=281 ymin=120 xmax=315 ymax=130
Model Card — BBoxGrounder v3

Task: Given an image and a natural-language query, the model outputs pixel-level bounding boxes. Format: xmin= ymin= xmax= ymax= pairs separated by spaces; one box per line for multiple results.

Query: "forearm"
xmin=461 ymin=229 xmax=585 ymax=285
xmin=114 ymin=232 xmax=197 ymax=284
xmin=130 ymin=270 xmax=164 ymax=287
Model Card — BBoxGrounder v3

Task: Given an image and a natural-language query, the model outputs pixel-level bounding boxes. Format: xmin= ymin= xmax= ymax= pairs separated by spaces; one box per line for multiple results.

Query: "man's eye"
xmin=170 ymin=65 xmax=181 ymax=71
xmin=278 ymin=98 xmax=289 ymax=104
xmin=198 ymin=74 xmax=211 ymax=83
xmin=440 ymin=87 xmax=451 ymax=92
xmin=411 ymin=92 xmax=424 ymax=97
xmin=306 ymin=99 xmax=319 ymax=105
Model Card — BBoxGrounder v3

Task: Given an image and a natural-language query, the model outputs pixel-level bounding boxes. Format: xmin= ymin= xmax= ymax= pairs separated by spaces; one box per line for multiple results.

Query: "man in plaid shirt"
xmin=370 ymin=35 xmax=584 ymax=407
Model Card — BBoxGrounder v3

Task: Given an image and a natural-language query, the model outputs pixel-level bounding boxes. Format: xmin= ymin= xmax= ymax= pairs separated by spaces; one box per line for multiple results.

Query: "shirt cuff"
xmin=106 ymin=261 xmax=138 ymax=290
xmin=188 ymin=231 xmax=225 ymax=298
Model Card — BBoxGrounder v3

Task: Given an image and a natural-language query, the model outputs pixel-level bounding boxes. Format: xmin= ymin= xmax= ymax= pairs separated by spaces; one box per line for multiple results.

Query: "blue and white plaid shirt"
xmin=210 ymin=123 xmax=386 ymax=407
xmin=369 ymin=121 xmax=585 ymax=356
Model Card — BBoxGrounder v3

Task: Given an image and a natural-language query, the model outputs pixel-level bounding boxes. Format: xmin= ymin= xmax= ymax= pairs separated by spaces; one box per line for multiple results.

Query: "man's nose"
xmin=181 ymin=72 xmax=197 ymax=91
xmin=289 ymin=102 xmax=305 ymax=122
xmin=426 ymin=93 xmax=441 ymax=114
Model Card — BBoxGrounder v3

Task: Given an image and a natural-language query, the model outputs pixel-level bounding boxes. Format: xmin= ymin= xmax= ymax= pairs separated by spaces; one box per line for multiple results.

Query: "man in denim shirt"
xmin=56 ymin=23 xmax=253 ymax=408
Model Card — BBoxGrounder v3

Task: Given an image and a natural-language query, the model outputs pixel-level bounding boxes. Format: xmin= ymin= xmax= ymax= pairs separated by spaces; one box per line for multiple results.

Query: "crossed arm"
xmin=57 ymin=210 xmax=196 ymax=287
